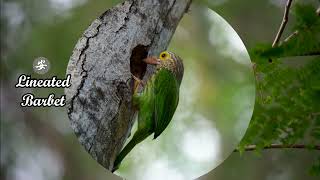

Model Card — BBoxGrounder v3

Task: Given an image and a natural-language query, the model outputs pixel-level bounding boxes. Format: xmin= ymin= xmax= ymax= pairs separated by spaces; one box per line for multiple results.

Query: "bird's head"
xmin=158 ymin=51 xmax=184 ymax=85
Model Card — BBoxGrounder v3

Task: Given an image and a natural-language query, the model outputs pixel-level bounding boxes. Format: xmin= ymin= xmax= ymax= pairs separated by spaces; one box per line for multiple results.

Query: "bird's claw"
xmin=131 ymin=74 xmax=145 ymax=93
xmin=131 ymin=74 xmax=145 ymax=87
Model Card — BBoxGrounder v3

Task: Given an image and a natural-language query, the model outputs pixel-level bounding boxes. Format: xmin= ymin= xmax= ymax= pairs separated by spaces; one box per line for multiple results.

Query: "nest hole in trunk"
xmin=130 ymin=45 xmax=149 ymax=91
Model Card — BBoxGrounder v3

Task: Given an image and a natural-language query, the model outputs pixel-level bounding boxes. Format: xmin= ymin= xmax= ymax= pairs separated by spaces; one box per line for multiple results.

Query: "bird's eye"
xmin=160 ymin=52 xmax=170 ymax=60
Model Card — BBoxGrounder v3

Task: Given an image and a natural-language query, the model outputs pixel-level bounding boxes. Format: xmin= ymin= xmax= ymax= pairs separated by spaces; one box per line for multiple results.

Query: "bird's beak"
xmin=143 ymin=57 xmax=161 ymax=65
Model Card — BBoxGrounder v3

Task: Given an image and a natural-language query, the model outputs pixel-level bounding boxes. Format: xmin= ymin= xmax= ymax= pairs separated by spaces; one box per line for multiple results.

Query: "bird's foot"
xmin=131 ymin=74 xmax=145 ymax=88
xmin=131 ymin=73 xmax=145 ymax=93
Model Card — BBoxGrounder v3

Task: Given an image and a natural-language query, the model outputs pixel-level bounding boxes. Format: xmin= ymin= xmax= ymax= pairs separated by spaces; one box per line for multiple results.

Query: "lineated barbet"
xmin=112 ymin=51 xmax=184 ymax=172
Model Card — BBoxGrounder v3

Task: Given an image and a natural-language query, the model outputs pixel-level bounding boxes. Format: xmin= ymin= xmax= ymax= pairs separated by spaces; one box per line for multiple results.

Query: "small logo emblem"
xmin=33 ymin=57 xmax=50 ymax=74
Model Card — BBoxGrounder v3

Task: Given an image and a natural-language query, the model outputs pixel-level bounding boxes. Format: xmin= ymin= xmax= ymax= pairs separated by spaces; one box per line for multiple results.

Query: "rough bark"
xmin=65 ymin=0 xmax=192 ymax=171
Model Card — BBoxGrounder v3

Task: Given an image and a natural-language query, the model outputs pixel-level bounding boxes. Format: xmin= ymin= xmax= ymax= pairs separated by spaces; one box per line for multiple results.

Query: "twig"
xmin=272 ymin=0 xmax=293 ymax=47
xmin=282 ymin=30 xmax=298 ymax=44
xmin=297 ymin=51 xmax=320 ymax=56
xmin=275 ymin=51 xmax=320 ymax=57
xmin=234 ymin=144 xmax=320 ymax=152
xmin=280 ymin=6 xmax=320 ymax=45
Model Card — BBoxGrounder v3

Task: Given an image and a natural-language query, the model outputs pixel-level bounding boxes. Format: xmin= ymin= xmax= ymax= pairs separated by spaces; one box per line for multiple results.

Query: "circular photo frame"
xmin=65 ymin=2 xmax=255 ymax=180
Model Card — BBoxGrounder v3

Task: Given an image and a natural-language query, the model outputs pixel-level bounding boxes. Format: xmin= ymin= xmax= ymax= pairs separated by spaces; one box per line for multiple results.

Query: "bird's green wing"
xmin=153 ymin=69 xmax=180 ymax=139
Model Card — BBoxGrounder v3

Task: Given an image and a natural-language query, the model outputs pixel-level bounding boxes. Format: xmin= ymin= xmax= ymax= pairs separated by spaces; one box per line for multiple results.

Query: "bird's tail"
xmin=112 ymin=130 xmax=150 ymax=172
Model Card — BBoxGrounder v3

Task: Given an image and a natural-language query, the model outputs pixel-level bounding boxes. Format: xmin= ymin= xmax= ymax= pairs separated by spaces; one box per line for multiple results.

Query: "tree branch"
xmin=294 ymin=51 xmax=320 ymax=56
xmin=272 ymin=0 xmax=293 ymax=47
xmin=275 ymin=6 xmax=320 ymax=57
xmin=65 ymin=0 xmax=192 ymax=171
xmin=234 ymin=144 xmax=320 ymax=152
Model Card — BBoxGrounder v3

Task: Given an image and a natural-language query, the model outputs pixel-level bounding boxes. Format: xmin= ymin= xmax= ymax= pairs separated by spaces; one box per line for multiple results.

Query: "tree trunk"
xmin=65 ymin=0 xmax=192 ymax=171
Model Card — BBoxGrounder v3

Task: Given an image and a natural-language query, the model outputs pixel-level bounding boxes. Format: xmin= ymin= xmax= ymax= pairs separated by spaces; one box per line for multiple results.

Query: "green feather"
xmin=112 ymin=68 xmax=180 ymax=171
xmin=153 ymin=69 xmax=179 ymax=139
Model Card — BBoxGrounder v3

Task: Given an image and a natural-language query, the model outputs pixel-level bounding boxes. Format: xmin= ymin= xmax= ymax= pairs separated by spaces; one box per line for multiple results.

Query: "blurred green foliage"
xmin=239 ymin=3 xmax=320 ymax=175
